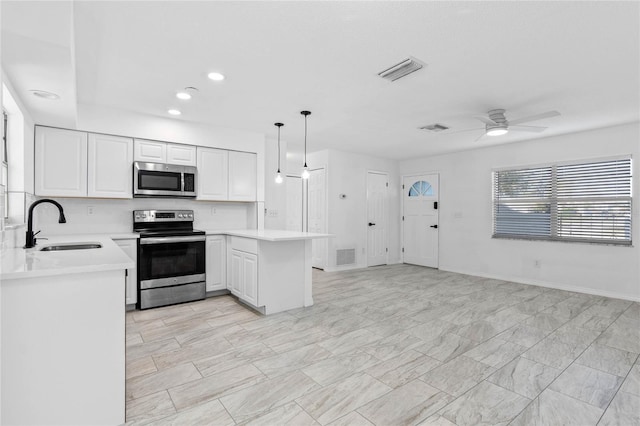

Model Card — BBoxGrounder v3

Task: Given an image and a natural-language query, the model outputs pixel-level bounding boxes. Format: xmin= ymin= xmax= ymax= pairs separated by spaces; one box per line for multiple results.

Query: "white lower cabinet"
xmin=205 ymin=236 xmax=226 ymax=291
xmin=241 ymin=253 xmax=258 ymax=306
xmin=228 ymin=248 xmax=258 ymax=306
xmin=114 ymin=239 xmax=137 ymax=305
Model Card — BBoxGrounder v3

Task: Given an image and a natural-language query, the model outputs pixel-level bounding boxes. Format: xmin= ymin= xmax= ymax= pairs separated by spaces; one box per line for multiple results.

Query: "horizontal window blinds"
xmin=493 ymin=157 xmax=632 ymax=245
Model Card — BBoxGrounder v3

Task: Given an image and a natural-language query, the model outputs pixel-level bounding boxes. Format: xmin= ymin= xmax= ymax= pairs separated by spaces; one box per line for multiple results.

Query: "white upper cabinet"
xmin=35 ymin=127 xmax=88 ymax=197
xmin=134 ymin=140 xmax=196 ymax=166
xmin=228 ymin=151 xmax=257 ymax=201
xmin=134 ymin=139 xmax=167 ymax=163
xmin=197 ymin=147 xmax=229 ymax=200
xmin=88 ymin=134 xmax=133 ymax=198
xmin=167 ymin=143 xmax=196 ymax=166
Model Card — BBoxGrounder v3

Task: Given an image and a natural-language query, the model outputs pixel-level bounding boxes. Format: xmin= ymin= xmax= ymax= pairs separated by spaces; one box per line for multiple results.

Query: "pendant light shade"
xmin=301 ymin=110 xmax=311 ymax=180
xmin=274 ymin=122 xmax=284 ymax=184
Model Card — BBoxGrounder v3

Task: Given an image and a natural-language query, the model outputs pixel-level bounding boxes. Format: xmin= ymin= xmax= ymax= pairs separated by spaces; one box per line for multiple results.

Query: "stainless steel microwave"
xmin=133 ymin=162 xmax=197 ymax=198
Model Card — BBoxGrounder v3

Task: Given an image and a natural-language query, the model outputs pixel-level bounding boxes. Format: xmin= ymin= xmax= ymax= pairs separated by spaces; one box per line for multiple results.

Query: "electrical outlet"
xmin=87 ymin=206 xmax=95 ymax=215
xmin=211 ymin=207 xmax=217 ymax=215
xmin=534 ymin=259 xmax=541 ymax=268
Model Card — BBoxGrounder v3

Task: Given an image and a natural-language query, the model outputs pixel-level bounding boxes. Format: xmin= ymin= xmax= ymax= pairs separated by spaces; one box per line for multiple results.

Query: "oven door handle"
xmin=140 ymin=236 xmax=206 ymax=245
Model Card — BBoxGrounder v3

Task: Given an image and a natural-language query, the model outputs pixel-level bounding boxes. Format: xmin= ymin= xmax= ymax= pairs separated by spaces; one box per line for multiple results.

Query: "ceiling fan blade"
xmin=509 ymin=110 xmax=560 ymax=125
xmin=446 ymin=127 xmax=485 ymax=134
xmin=473 ymin=115 xmax=497 ymax=125
xmin=509 ymin=125 xmax=548 ymax=133
xmin=474 ymin=132 xmax=486 ymax=142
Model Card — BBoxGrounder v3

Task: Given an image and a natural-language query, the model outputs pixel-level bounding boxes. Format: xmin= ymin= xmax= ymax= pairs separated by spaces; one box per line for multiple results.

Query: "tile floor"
xmin=125 ymin=264 xmax=640 ymax=425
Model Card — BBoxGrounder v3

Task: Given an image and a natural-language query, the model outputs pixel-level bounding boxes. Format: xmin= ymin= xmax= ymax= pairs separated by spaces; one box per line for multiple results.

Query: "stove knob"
xmin=188 ymin=213 xmax=193 ymax=218
xmin=178 ymin=214 xmax=183 ymax=218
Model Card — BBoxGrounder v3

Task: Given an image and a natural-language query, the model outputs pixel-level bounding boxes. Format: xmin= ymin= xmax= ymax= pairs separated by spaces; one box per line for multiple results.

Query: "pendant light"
xmin=300 ymin=110 xmax=311 ymax=179
xmin=274 ymin=122 xmax=284 ymax=184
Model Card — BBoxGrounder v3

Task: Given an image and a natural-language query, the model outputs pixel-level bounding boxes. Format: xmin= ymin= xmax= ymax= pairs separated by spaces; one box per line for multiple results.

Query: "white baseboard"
xmin=323 ymin=264 xmax=366 ymax=273
xmin=439 ymin=265 xmax=640 ymax=302
xmin=323 ymin=260 xmax=402 ymax=273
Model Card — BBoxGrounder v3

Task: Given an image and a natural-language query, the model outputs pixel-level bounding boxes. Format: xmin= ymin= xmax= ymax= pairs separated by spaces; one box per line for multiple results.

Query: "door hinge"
xmin=402 ymin=247 xmax=404 ymax=253
xmin=386 ymin=182 xmax=389 ymax=187
xmin=402 ymin=184 xmax=405 ymax=189
xmin=402 ymin=216 xmax=404 ymax=221
xmin=386 ymin=248 xmax=388 ymax=252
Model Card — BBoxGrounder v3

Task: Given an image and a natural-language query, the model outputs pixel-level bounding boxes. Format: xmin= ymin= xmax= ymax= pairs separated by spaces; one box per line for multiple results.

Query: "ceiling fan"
xmin=460 ymin=109 xmax=561 ymax=141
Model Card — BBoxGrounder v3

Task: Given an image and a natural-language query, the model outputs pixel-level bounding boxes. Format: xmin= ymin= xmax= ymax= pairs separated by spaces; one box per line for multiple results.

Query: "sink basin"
xmin=39 ymin=243 xmax=102 ymax=251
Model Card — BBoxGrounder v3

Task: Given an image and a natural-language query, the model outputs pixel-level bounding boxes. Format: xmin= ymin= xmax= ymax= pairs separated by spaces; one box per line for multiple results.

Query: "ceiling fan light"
xmin=486 ymin=128 xmax=508 ymax=136
xmin=301 ymin=166 xmax=310 ymax=180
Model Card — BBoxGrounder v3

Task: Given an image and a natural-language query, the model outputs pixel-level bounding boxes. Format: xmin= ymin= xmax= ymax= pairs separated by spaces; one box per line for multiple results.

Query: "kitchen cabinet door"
xmin=228 ymin=151 xmax=257 ymax=201
xmin=88 ymin=134 xmax=133 ymax=198
xmin=242 ymin=252 xmax=258 ymax=306
xmin=134 ymin=139 xmax=167 ymax=163
xmin=229 ymin=249 xmax=243 ymax=296
xmin=206 ymin=236 xmax=226 ymax=292
xmin=197 ymin=147 xmax=229 ymax=200
xmin=114 ymin=239 xmax=137 ymax=305
xmin=167 ymin=144 xmax=196 ymax=166
xmin=35 ymin=127 xmax=88 ymax=197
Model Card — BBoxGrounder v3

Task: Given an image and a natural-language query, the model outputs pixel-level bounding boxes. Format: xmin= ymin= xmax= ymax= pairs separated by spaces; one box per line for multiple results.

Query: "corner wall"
xmin=316 ymin=149 xmax=400 ymax=271
xmin=400 ymin=122 xmax=640 ymax=301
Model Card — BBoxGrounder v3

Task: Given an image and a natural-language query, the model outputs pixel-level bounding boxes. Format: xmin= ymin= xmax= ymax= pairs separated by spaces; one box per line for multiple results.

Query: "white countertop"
xmin=213 ymin=229 xmax=333 ymax=241
xmin=1 ymin=235 xmax=135 ymax=281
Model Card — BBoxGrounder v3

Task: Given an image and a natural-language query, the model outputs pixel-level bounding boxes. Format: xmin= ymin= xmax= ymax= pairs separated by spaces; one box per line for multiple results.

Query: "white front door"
xmin=285 ymin=176 xmax=303 ymax=232
xmin=367 ymin=172 xmax=388 ymax=266
xmin=403 ymin=174 xmax=439 ymax=268
xmin=307 ymin=168 xmax=326 ymax=269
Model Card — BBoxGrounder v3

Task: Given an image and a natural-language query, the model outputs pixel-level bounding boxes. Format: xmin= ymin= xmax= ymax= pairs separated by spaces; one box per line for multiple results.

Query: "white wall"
xmin=400 ymin=122 xmax=640 ymax=301
xmin=309 ymin=149 xmax=400 ymax=271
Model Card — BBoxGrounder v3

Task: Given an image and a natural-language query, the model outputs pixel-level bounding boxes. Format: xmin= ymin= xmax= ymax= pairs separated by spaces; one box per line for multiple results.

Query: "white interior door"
xmin=367 ymin=172 xmax=388 ymax=266
xmin=403 ymin=174 xmax=439 ymax=268
xmin=307 ymin=168 xmax=326 ymax=269
xmin=285 ymin=176 xmax=303 ymax=232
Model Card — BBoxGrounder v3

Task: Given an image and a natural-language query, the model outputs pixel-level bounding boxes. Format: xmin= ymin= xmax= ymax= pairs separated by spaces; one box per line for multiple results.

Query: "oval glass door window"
xmin=408 ymin=180 xmax=433 ymax=197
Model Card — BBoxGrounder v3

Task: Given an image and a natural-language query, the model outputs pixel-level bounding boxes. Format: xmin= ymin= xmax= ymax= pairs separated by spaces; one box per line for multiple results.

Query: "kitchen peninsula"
xmin=206 ymin=229 xmax=331 ymax=315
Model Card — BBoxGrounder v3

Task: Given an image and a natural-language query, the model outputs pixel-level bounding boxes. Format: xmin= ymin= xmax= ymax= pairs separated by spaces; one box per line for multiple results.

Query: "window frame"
xmin=492 ymin=155 xmax=633 ymax=246
xmin=2 ymin=110 xmax=8 ymax=220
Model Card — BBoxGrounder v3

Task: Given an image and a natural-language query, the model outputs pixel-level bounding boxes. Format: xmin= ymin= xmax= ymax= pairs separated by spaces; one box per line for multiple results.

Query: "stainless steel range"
xmin=134 ymin=209 xmax=206 ymax=310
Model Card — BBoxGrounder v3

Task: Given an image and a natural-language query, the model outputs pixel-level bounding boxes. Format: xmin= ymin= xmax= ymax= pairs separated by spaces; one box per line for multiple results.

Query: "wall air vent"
xmin=336 ymin=249 xmax=356 ymax=266
xmin=419 ymin=123 xmax=449 ymax=132
xmin=378 ymin=57 xmax=425 ymax=81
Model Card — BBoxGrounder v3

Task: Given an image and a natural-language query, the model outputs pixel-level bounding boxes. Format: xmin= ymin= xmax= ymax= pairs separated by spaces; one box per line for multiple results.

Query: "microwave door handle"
xmin=140 ymin=236 xmax=206 ymax=245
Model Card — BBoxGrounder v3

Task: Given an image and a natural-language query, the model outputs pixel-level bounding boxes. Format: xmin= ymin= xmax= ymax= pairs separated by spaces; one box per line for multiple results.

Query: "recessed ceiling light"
xmin=207 ymin=72 xmax=225 ymax=81
xmin=168 ymin=109 xmax=181 ymax=116
xmin=176 ymin=86 xmax=198 ymax=100
xmin=29 ymin=90 xmax=60 ymax=100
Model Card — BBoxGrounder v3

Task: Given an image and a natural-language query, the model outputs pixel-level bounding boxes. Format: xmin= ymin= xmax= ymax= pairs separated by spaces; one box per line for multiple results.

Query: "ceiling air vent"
xmin=419 ymin=123 xmax=449 ymax=132
xmin=378 ymin=57 xmax=425 ymax=81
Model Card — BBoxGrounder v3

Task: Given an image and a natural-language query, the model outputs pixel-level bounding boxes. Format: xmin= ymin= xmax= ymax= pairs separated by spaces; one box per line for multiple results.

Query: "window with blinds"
xmin=493 ymin=157 xmax=632 ymax=245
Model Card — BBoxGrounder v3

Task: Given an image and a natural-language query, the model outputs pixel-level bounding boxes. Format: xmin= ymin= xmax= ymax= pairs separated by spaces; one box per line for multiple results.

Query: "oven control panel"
xmin=134 ymin=210 xmax=194 ymax=222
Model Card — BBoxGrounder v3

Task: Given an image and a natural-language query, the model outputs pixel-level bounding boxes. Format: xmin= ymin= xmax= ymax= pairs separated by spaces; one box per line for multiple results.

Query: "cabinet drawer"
xmin=229 ymin=236 xmax=258 ymax=254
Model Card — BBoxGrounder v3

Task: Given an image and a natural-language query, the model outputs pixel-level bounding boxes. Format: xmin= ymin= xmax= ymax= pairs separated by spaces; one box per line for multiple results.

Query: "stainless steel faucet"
xmin=24 ymin=199 xmax=66 ymax=248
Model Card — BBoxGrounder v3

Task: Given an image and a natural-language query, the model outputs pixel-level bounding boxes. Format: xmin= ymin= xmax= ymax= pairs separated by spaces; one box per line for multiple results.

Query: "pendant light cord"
xmin=277 ymin=125 xmax=281 ymax=172
xmin=303 ymin=114 xmax=308 ymax=167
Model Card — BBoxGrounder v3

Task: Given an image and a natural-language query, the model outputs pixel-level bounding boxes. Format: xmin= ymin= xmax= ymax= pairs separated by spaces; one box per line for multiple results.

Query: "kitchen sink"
xmin=39 ymin=243 xmax=102 ymax=251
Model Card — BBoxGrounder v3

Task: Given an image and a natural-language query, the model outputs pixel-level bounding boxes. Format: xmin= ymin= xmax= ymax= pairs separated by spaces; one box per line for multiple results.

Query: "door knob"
xmin=368 ymin=222 xmax=376 ymax=226
xmin=430 ymin=224 xmax=438 ymax=229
